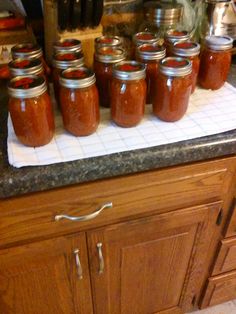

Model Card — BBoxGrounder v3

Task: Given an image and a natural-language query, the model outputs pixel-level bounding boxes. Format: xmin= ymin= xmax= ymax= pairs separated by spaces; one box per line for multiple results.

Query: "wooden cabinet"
xmin=0 ymin=233 xmax=93 ymax=314
xmin=0 ymin=157 xmax=236 ymax=313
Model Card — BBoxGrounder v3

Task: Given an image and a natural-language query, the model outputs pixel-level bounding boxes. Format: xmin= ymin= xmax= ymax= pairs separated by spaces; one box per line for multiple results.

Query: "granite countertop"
xmin=1 ymin=64 xmax=236 ymax=199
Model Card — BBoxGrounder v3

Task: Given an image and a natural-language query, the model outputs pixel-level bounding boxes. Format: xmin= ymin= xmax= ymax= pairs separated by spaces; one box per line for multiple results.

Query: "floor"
xmin=187 ymin=300 xmax=236 ymax=314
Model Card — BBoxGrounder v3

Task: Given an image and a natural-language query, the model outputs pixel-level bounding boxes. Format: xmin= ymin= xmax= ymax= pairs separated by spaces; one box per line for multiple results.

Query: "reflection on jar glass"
xmin=153 ymin=57 xmax=192 ymax=122
xmin=136 ymin=43 xmax=166 ymax=103
xmin=8 ymin=75 xmax=55 ymax=147
xmin=93 ymin=46 xmax=126 ymax=107
xmin=198 ymin=35 xmax=233 ymax=90
xmin=59 ymin=67 xmax=100 ymax=136
xmin=52 ymin=51 xmax=84 ymax=106
xmin=111 ymin=61 xmax=147 ymax=127
xmin=172 ymin=41 xmax=200 ymax=93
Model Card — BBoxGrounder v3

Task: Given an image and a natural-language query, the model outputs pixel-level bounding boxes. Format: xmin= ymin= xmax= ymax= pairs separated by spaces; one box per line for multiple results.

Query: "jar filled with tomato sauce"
xmin=93 ymin=46 xmax=126 ymax=107
xmin=59 ymin=67 xmax=99 ymax=136
xmin=132 ymin=32 xmax=159 ymax=59
xmin=153 ymin=57 xmax=192 ymax=122
xmin=8 ymin=75 xmax=55 ymax=147
xmin=164 ymin=30 xmax=190 ymax=56
xmin=94 ymin=35 xmax=123 ymax=51
xmin=172 ymin=41 xmax=200 ymax=93
xmin=53 ymin=38 xmax=82 ymax=54
xmin=52 ymin=51 xmax=84 ymax=105
xmin=8 ymin=58 xmax=45 ymax=79
xmin=198 ymin=35 xmax=233 ymax=90
xmin=136 ymin=43 xmax=166 ymax=103
xmin=111 ymin=61 xmax=147 ymax=127
xmin=11 ymin=43 xmax=51 ymax=76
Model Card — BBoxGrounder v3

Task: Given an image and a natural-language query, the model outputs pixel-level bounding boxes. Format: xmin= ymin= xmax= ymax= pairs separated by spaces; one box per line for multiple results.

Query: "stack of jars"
xmin=7 ymin=31 xmax=233 ymax=148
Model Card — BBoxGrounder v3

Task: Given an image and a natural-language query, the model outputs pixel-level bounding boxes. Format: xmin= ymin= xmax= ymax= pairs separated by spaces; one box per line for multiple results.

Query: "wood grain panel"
xmin=0 ymin=158 xmax=233 ymax=249
xmin=213 ymin=238 xmax=236 ymax=275
xmin=200 ymin=271 xmax=236 ymax=308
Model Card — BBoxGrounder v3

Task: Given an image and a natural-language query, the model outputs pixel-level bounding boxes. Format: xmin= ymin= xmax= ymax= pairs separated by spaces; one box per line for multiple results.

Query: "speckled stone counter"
xmin=1 ymin=64 xmax=236 ymax=199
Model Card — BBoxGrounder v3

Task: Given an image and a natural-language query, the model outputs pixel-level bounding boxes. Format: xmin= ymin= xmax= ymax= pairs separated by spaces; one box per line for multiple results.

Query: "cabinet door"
xmin=87 ymin=202 xmax=221 ymax=314
xmin=0 ymin=233 xmax=93 ymax=314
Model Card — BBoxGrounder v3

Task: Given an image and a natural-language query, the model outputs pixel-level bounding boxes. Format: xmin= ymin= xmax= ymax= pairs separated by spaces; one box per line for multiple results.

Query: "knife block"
xmin=43 ymin=0 xmax=103 ymax=67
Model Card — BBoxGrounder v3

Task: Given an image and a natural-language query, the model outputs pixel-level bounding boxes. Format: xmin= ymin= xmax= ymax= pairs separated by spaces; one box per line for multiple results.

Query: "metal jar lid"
xmin=165 ymin=30 xmax=190 ymax=44
xmin=95 ymin=47 xmax=126 ymax=64
xmin=8 ymin=75 xmax=47 ymax=99
xmin=204 ymin=35 xmax=233 ymax=51
xmin=11 ymin=43 xmax=43 ymax=60
xmin=144 ymin=1 xmax=183 ymax=25
xmin=52 ymin=52 xmax=84 ymax=69
xmin=136 ymin=44 xmax=166 ymax=61
xmin=95 ymin=36 xmax=123 ymax=49
xmin=133 ymin=32 xmax=160 ymax=46
xmin=112 ymin=61 xmax=146 ymax=80
xmin=53 ymin=39 xmax=82 ymax=53
xmin=159 ymin=57 xmax=192 ymax=77
xmin=172 ymin=41 xmax=200 ymax=57
xmin=9 ymin=58 xmax=43 ymax=76
xmin=59 ymin=67 xmax=96 ymax=89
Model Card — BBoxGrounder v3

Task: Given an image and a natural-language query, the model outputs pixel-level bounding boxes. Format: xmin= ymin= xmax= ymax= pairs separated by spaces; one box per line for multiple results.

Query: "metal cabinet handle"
xmin=97 ymin=242 xmax=104 ymax=274
xmin=74 ymin=249 xmax=83 ymax=279
xmin=54 ymin=202 xmax=113 ymax=222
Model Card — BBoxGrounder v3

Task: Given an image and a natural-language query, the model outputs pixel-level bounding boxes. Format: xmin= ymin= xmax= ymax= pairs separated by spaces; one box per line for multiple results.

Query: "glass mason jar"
xmin=53 ymin=38 xmax=82 ymax=54
xmin=164 ymin=29 xmax=190 ymax=56
xmin=8 ymin=75 xmax=55 ymax=147
xmin=153 ymin=57 xmax=192 ymax=122
xmin=93 ymin=46 xmax=126 ymax=107
xmin=139 ymin=2 xmax=184 ymax=42
xmin=59 ymin=67 xmax=100 ymax=136
xmin=11 ymin=43 xmax=50 ymax=76
xmin=136 ymin=43 xmax=166 ymax=103
xmin=111 ymin=61 xmax=147 ymax=127
xmin=8 ymin=58 xmax=45 ymax=79
xmin=132 ymin=32 xmax=160 ymax=59
xmin=94 ymin=35 xmax=123 ymax=51
xmin=52 ymin=51 xmax=84 ymax=105
xmin=172 ymin=41 xmax=200 ymax=93
xmin=198 ymin=35 xmax=233 ymax=90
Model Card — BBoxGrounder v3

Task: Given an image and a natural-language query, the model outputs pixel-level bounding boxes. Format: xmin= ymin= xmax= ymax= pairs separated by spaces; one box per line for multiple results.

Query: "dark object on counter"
xmin=70 ymin=0 xmax=82 ymax=29
xmin=81 ymin=0 xmax=93 ymax=27
xmin=92 ymin=0 xmax=104 ymax=27
xmin=57 ymin=0 xmax=70 ymax=31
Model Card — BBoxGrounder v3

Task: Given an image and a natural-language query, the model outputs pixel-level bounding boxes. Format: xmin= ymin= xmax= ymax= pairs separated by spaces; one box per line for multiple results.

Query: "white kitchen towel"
xmin=7 ymin=82 xmax=236 ymax=168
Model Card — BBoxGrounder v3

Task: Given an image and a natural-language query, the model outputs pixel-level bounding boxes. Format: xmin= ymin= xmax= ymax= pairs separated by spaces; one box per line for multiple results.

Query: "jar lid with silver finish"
xmin=159 ymin=57 xmax=192 ymax=77
xmin=137 ymin=44 xmax=166 ymax=61
xmin=173 ymin=41 xmax=200 ymax=57
xmin=95 ymin=47 xmax=126 ymax=64
xmin=52 ymin=52 xmax=84 ymax=69
xmin=53 ymin=39 xmax=82 ymax=53
xmin=204 ymin=35 xmax=233 ymax=50
xmin=9 ymin=58 xmax=43 ymax=76
xmin=112 ymin=61 xmax=146 ymax=80
xmin=59 ymin=67 xmax=96 ymax=89
xmin=165 ymin=30 xmax=190 ymax=43
xmin=8 ymin=75 xmax=47 ymax=99
xmin=133 ymin=32 xmax=160 ymax=46
xmin=11 ymin=43 xmax=43 ymax=60
xmin=95 ymin=36 xmax=123 ymax=49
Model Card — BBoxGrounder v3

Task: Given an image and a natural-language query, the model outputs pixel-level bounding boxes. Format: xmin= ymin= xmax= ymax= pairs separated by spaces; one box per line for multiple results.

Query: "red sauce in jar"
xmin=59 ymin=68 xmax=100 ymax=136
xmin=152 ymin=58 xmax=192 ymax=122
xmin=8 ymin=76 xmax=55 ymax=147
xmin=110 ymin=62 xmax=147 ymax=127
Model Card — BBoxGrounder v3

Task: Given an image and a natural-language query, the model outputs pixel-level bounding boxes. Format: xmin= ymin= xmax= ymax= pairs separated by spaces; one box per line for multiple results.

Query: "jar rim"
xmin=112 ymin=61 xmax=146 ymax=80
xmin=159 ymin=57 xmax=192 ymax=76
xmin=59 ymin=67 xmax=96 ymax=88
xmin=95 ymin=47 xmax=126 ymax=63
xmin=205 ymin=35 xmax=233 ymax=50
xmin=133 ymin=32 xmax=160 ymax=45
xmin=137 ymin=43 xmax=166 ymax=60
xmin=95 ymin=35 xmax=122 ymax=48
xmin=52 ymin=52 xmax=84 ymax=69
xmin=173 ymin=41 xmax=200 ymax=57
xmin=53 ymin=38 xmax=82 ymax=53
xmin=11 ymin=43 xmax=43 ymax=59
xmin=164 ymin=30 xmax=190 ymax=43
xmin=9 ymin=58 xmax=43 ymax=76
xmin=8 ymin=75 xmax=47 ymax=98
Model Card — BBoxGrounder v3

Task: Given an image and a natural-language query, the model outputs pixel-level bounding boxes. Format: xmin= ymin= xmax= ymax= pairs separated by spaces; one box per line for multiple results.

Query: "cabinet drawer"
xmin=200 ymin=271 xmax=236 ymax=308
xmin=0 ymin=159 xmax=233 ymax=248
xmin=212 ymin=237 xmax=236 ymax=275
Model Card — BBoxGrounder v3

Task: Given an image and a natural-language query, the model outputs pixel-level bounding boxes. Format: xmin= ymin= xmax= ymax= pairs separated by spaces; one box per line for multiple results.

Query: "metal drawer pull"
xmin=97 ymin=243 xmax=104 ymax=274
xmin=74 ymin=249 xmax=83 ymax=279
xmin=55 ymin=202 xmax=113 ymax=222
